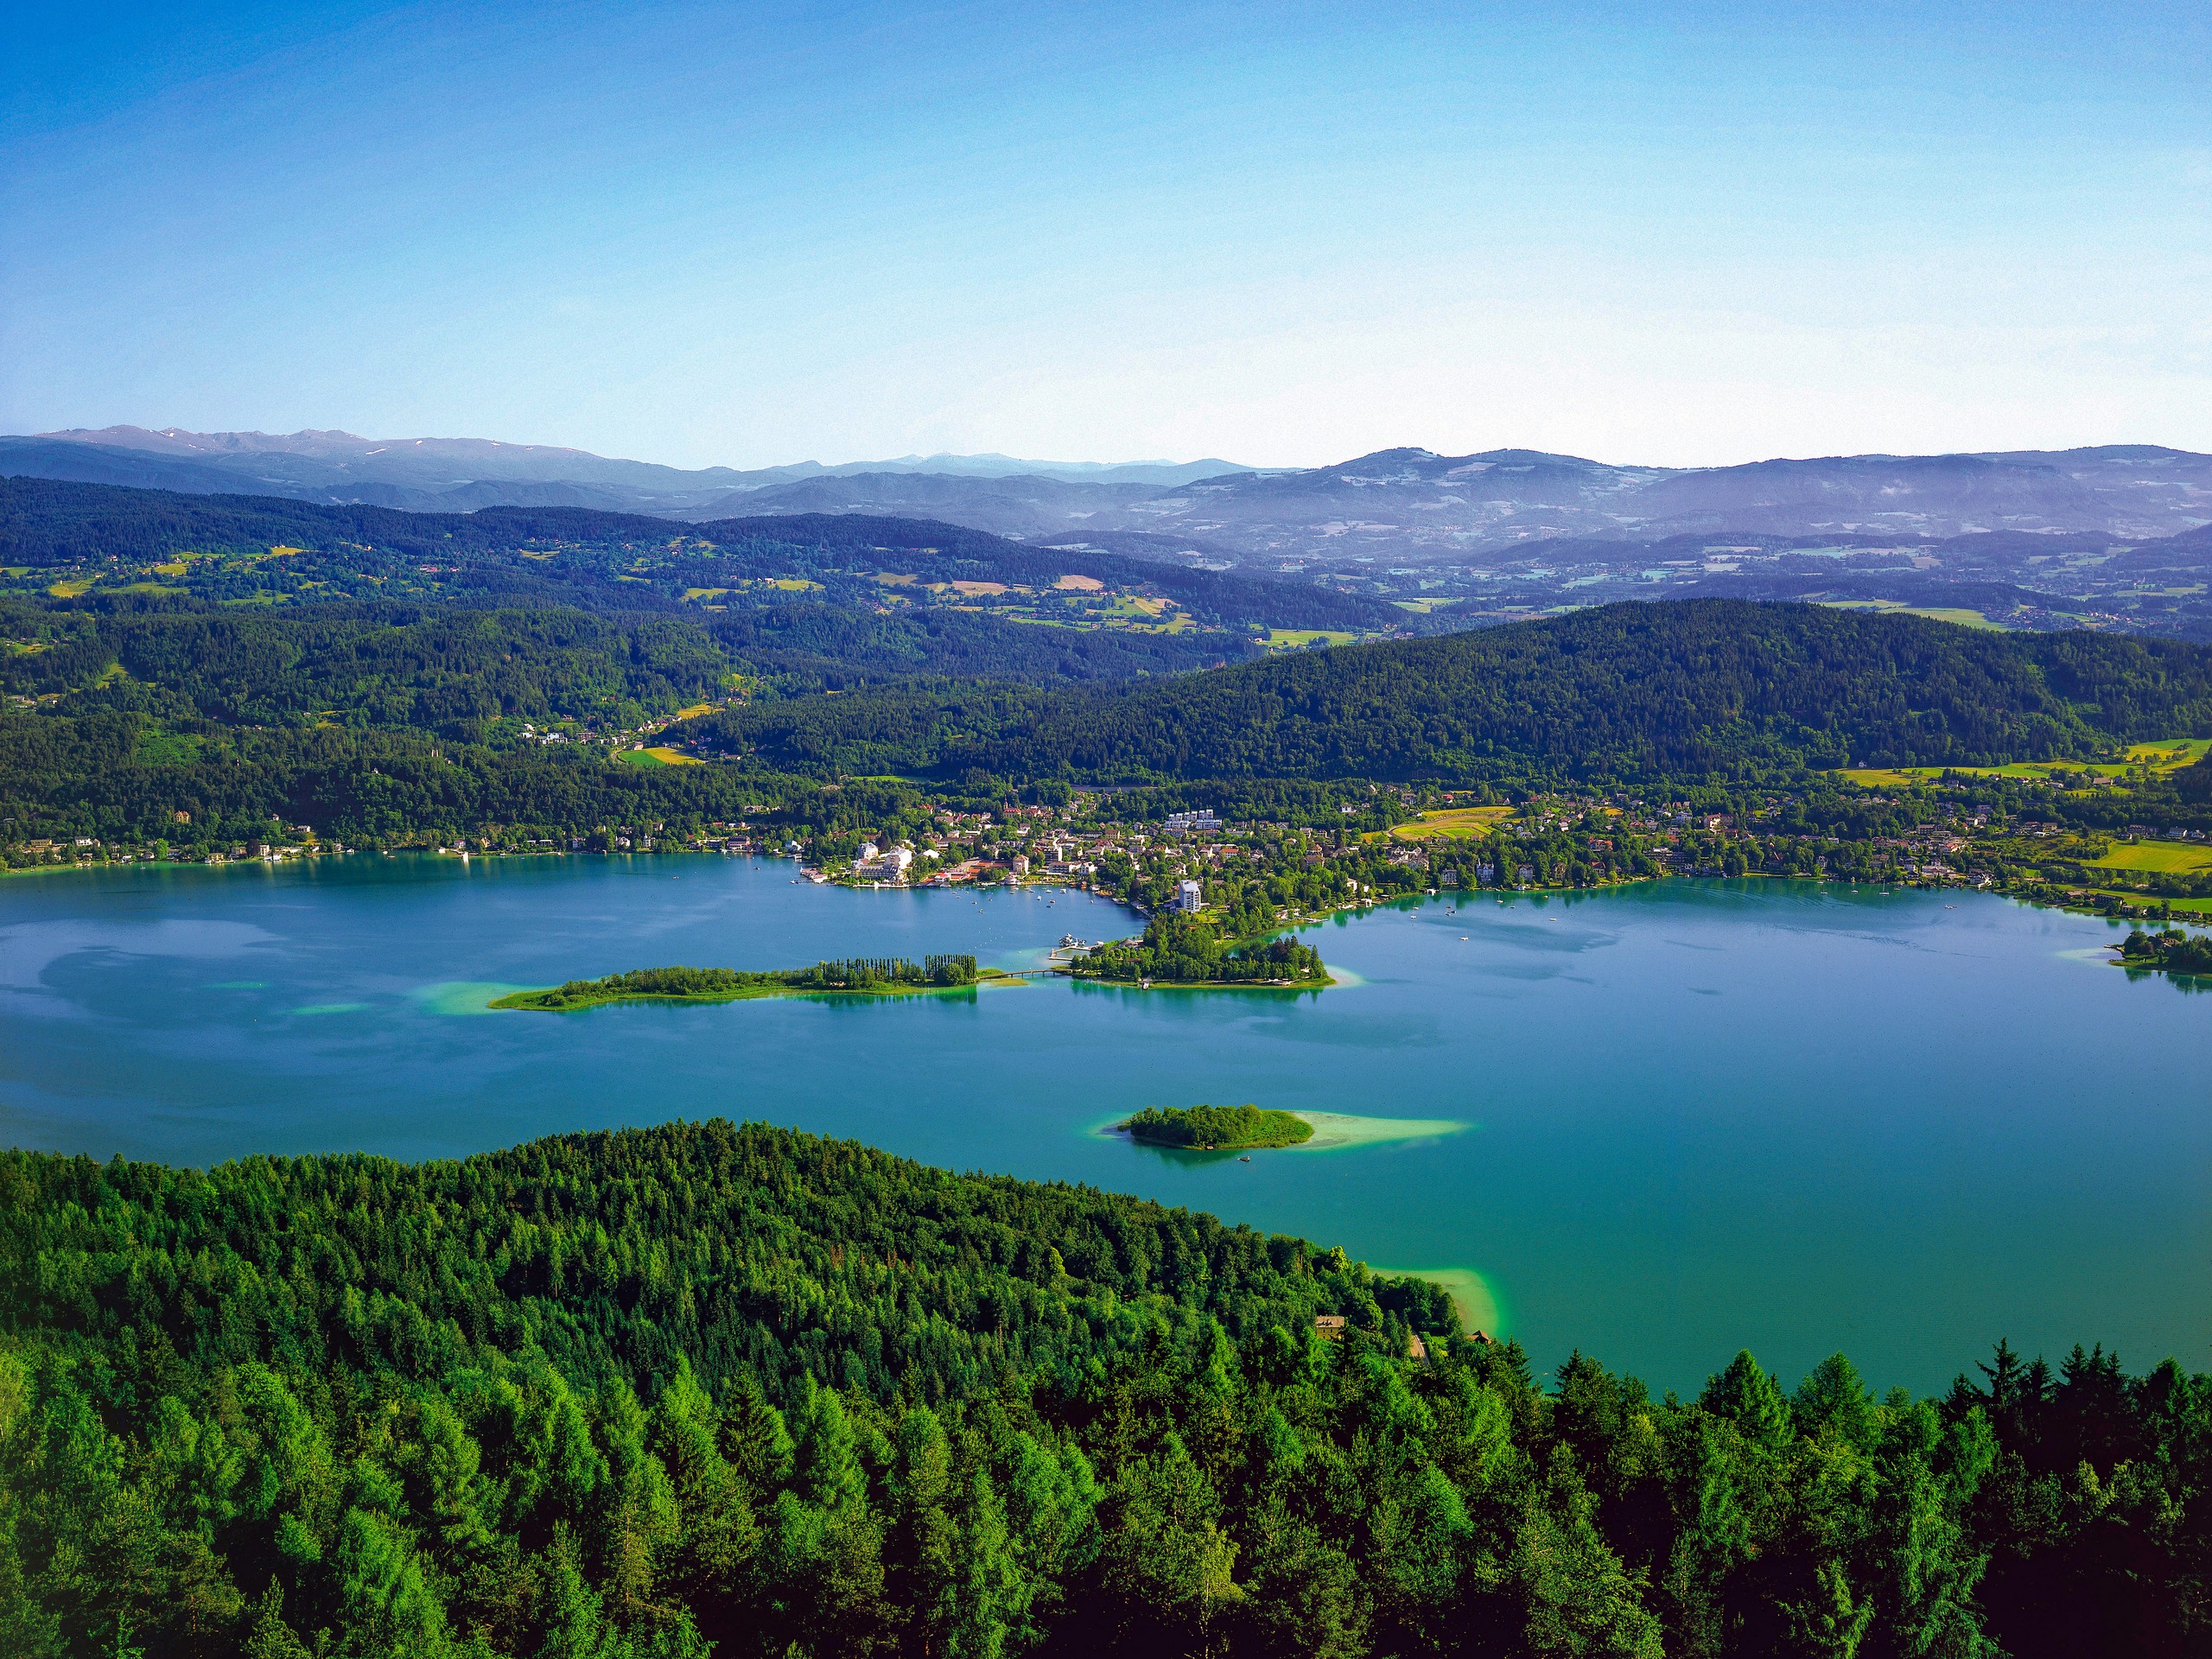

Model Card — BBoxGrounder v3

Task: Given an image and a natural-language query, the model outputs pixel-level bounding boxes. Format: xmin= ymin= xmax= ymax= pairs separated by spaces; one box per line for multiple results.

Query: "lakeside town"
xmin=15 ymin=757 xmax=2212 ymax=948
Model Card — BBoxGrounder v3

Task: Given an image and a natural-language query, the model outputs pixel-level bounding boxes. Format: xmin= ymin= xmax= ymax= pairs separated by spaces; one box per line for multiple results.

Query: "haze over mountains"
xmin=10 ymin=423 xmax=2212 ymax=639
xmin=7 ymin=426 xmax=2208 ymax=563
xmin=1 ymin=426 xmax=1249 ymax=516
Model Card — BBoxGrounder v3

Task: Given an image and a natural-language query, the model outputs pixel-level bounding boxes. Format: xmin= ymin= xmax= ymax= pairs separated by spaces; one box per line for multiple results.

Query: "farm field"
xmin=2088 ymin=841 xmax=2212 ymax=874
xmin=1819 ymin=599 xmax=2003 ymax=630
xmin=1840 ymin=740 xmax=2209 ymax=790
xmin=1390 ymin=804 xmax=1517 ymax=842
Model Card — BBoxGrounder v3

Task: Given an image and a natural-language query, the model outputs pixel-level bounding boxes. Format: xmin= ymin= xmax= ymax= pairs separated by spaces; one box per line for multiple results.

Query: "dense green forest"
xmin=706 ymin=601 xmax=2212 ymax=785
xmin=15 ymin=595 xmax=2212 ymax=855
xmin=1071 ymin=915 xmax=1330 ymax=985
xmin=0 ymin=1122 xmax=2202 ymax=1656
xmin=0 ymin=595 xmax=1230 ymax=738
xmin=498 ymin=957 xmax=984 ymax=1009
xmin=1117 ymin=1105 xmax=1315 ymax=1149
xmin=1 ymin=601 xmax=735 ymax=738
xmin=2115 ymin=928 xmax=2212 ymax=976
xmin=0 ymin=479 xmax=1401 ymax=634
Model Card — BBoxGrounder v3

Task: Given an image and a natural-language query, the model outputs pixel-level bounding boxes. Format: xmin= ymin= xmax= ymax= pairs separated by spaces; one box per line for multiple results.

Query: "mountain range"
xmin=0 ymin=426 xmax=1248 ymax=516
xmin=6 ymin=428 xmax=2208 ymax=563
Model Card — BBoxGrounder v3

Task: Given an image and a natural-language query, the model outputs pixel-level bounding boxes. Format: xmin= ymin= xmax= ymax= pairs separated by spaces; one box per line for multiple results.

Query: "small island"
xmin=2114 ymin=928 xmax=2212 ymax=978
xmin=1117 ymin=1103 xmax=1316 ymax=1150
xmin=493 ymin=955 xmax=1000 ymax=1011
xmin=1068 ymin=915 xmax=1329 ymax=988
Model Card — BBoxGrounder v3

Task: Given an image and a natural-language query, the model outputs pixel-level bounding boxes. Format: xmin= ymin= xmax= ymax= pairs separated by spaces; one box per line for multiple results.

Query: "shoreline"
xmin=1095 ymin=1106 xmax=1469 ymax=1154
xmin=1060 ymin=969 xmax=1333 ymax=992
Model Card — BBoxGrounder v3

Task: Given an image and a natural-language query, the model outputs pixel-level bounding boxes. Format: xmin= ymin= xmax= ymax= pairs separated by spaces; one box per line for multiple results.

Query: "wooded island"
xmin=1117 ymin=1103 xmax=1316 ymax=1149
xmin=493 ymin=955 xmax=990 ymax=1010
xmin=1068 ymin=915 xmax=1328 ymax=987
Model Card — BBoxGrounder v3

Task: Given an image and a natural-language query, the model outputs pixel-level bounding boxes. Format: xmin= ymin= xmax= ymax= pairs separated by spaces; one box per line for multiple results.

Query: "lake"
xmin=3 ymin=853 xmax=2206 ymax=1395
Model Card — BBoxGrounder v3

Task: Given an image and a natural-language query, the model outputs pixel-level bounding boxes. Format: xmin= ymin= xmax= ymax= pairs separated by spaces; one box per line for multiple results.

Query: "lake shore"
xmin=1058 ymin=969 xmax=1333 ymax=990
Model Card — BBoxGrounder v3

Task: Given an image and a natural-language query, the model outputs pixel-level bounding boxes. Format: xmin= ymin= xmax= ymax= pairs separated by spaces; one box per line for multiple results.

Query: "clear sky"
xmin=4 ymin=2 xmax=2207 ymax=469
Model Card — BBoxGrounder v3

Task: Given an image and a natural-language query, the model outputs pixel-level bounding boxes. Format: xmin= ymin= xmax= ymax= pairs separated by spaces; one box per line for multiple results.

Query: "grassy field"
xmin=1265 ymin=627 xmax=1359 ymax=649
xmin=1817 ymin=599 xmax=2003 ymax=630
xmin=2088 ymin=841 xmax=2212 ymax=874
xmin=1841 ymin=739 xmax=2208 ymax=790
xmin=2126 ymin=739 xmax=2212 ymax=766
xmin=1391 ymin=804 xmax=1516 ymax=842
xmin=622 ymin=746 xmax=704 ymax=767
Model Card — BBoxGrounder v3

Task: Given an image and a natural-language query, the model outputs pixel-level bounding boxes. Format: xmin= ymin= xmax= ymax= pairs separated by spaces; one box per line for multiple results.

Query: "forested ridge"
xmin=0 ymin=1121 xmax=2202 ymax=1656
xmin=1 ymin=601 xmax=733 ymax=738
xmin=710 ymin=601 xmax=2212 ymax=785
xmin=13 ymin=596 xmax=2212 ymax=855
xmin=0 ymin=478 xmax=1399 ymax=634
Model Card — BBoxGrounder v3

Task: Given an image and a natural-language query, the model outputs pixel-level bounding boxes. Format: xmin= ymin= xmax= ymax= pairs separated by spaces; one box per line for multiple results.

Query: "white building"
xmin=1175 ymin=879 xmax=1203 ymax=912
xmin=858 ymin=841 xmax=880 ymax=861
xmin=884 ymin=847 xmax=913 ymax=875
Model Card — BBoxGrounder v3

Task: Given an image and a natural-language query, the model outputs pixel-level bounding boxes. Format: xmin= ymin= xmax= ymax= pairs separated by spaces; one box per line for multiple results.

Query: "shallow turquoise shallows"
xmin=4 ymin=855 xmax=2206 ymax=1395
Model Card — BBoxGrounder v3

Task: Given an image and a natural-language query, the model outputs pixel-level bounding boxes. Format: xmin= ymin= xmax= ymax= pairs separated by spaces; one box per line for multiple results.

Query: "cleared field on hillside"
xmin=1392 ymin=805 xmax=1517 ymax=842
xmin=1842 ymin=740 xmax=2209 ymax=790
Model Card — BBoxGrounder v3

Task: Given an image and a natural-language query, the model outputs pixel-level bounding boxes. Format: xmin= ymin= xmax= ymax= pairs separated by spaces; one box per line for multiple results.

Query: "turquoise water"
xmin=3 ymin=854 xmax=2206 ymax=1394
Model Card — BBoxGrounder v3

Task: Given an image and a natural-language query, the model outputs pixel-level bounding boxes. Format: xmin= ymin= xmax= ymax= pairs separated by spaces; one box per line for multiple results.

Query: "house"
xmin=1313 ymin=1315 xmax=1347 ymax=1339
xmin=1175 ymin=879 xmax=1203 ymax=912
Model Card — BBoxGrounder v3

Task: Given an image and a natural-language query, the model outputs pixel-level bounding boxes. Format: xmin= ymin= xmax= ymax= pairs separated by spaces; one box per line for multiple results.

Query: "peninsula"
xmin=2114 ymin=928 xmax=2212 ymax=978
xmin=492 ymin=955 xmax=1001 ymax=1011
xmin=1118 ymin=1103 xmax=1316 ymax=1149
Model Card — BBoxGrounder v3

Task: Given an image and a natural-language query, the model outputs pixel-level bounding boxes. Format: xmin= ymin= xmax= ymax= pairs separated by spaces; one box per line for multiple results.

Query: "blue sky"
xmin=4 ymin=2 xmax=2206 ymax=467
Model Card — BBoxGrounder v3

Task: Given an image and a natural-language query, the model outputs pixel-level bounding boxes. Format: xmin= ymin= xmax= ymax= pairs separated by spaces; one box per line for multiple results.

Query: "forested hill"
xmin=3 ymin=1120 xmax=2204 ymax=1657
xmin=0 ymin=476 xmax=1405 ymax=634
xmin=716 ymin=600 xmax=2212 ymax=783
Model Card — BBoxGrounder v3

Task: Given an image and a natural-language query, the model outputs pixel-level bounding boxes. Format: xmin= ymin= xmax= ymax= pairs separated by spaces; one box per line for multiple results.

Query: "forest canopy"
xmin=0 ymin=1120 xmax=2202 ymax=1657
xmin=1116 ymin=1104 xmax=1316 ymax=1149
xmin=709 ymin=600 xmax=2212 ymax=785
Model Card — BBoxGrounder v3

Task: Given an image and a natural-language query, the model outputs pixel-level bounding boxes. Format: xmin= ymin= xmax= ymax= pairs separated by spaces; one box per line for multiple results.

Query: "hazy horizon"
xmin=8 ymin=3 xmax=2208 ymax=469
xmin=25 ymin=421 xmax=2212 ymax=482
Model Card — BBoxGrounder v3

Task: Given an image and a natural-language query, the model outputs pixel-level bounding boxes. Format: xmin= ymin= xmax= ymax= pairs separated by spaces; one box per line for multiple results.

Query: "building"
xmin=883 ymin=847 xmax=913 ymax=876
xmin=1175 ymin=879 xmax=1203 ymax=912
xmin=1163 ymin=810 xmax=1221 ymax=834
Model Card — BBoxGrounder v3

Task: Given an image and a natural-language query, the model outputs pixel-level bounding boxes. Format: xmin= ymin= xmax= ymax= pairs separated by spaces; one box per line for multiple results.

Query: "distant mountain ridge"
xmin=6 ymin=429 xmax=2205 ymax=562
xmin=9 ymin=427 xmax=1249 ymax=514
